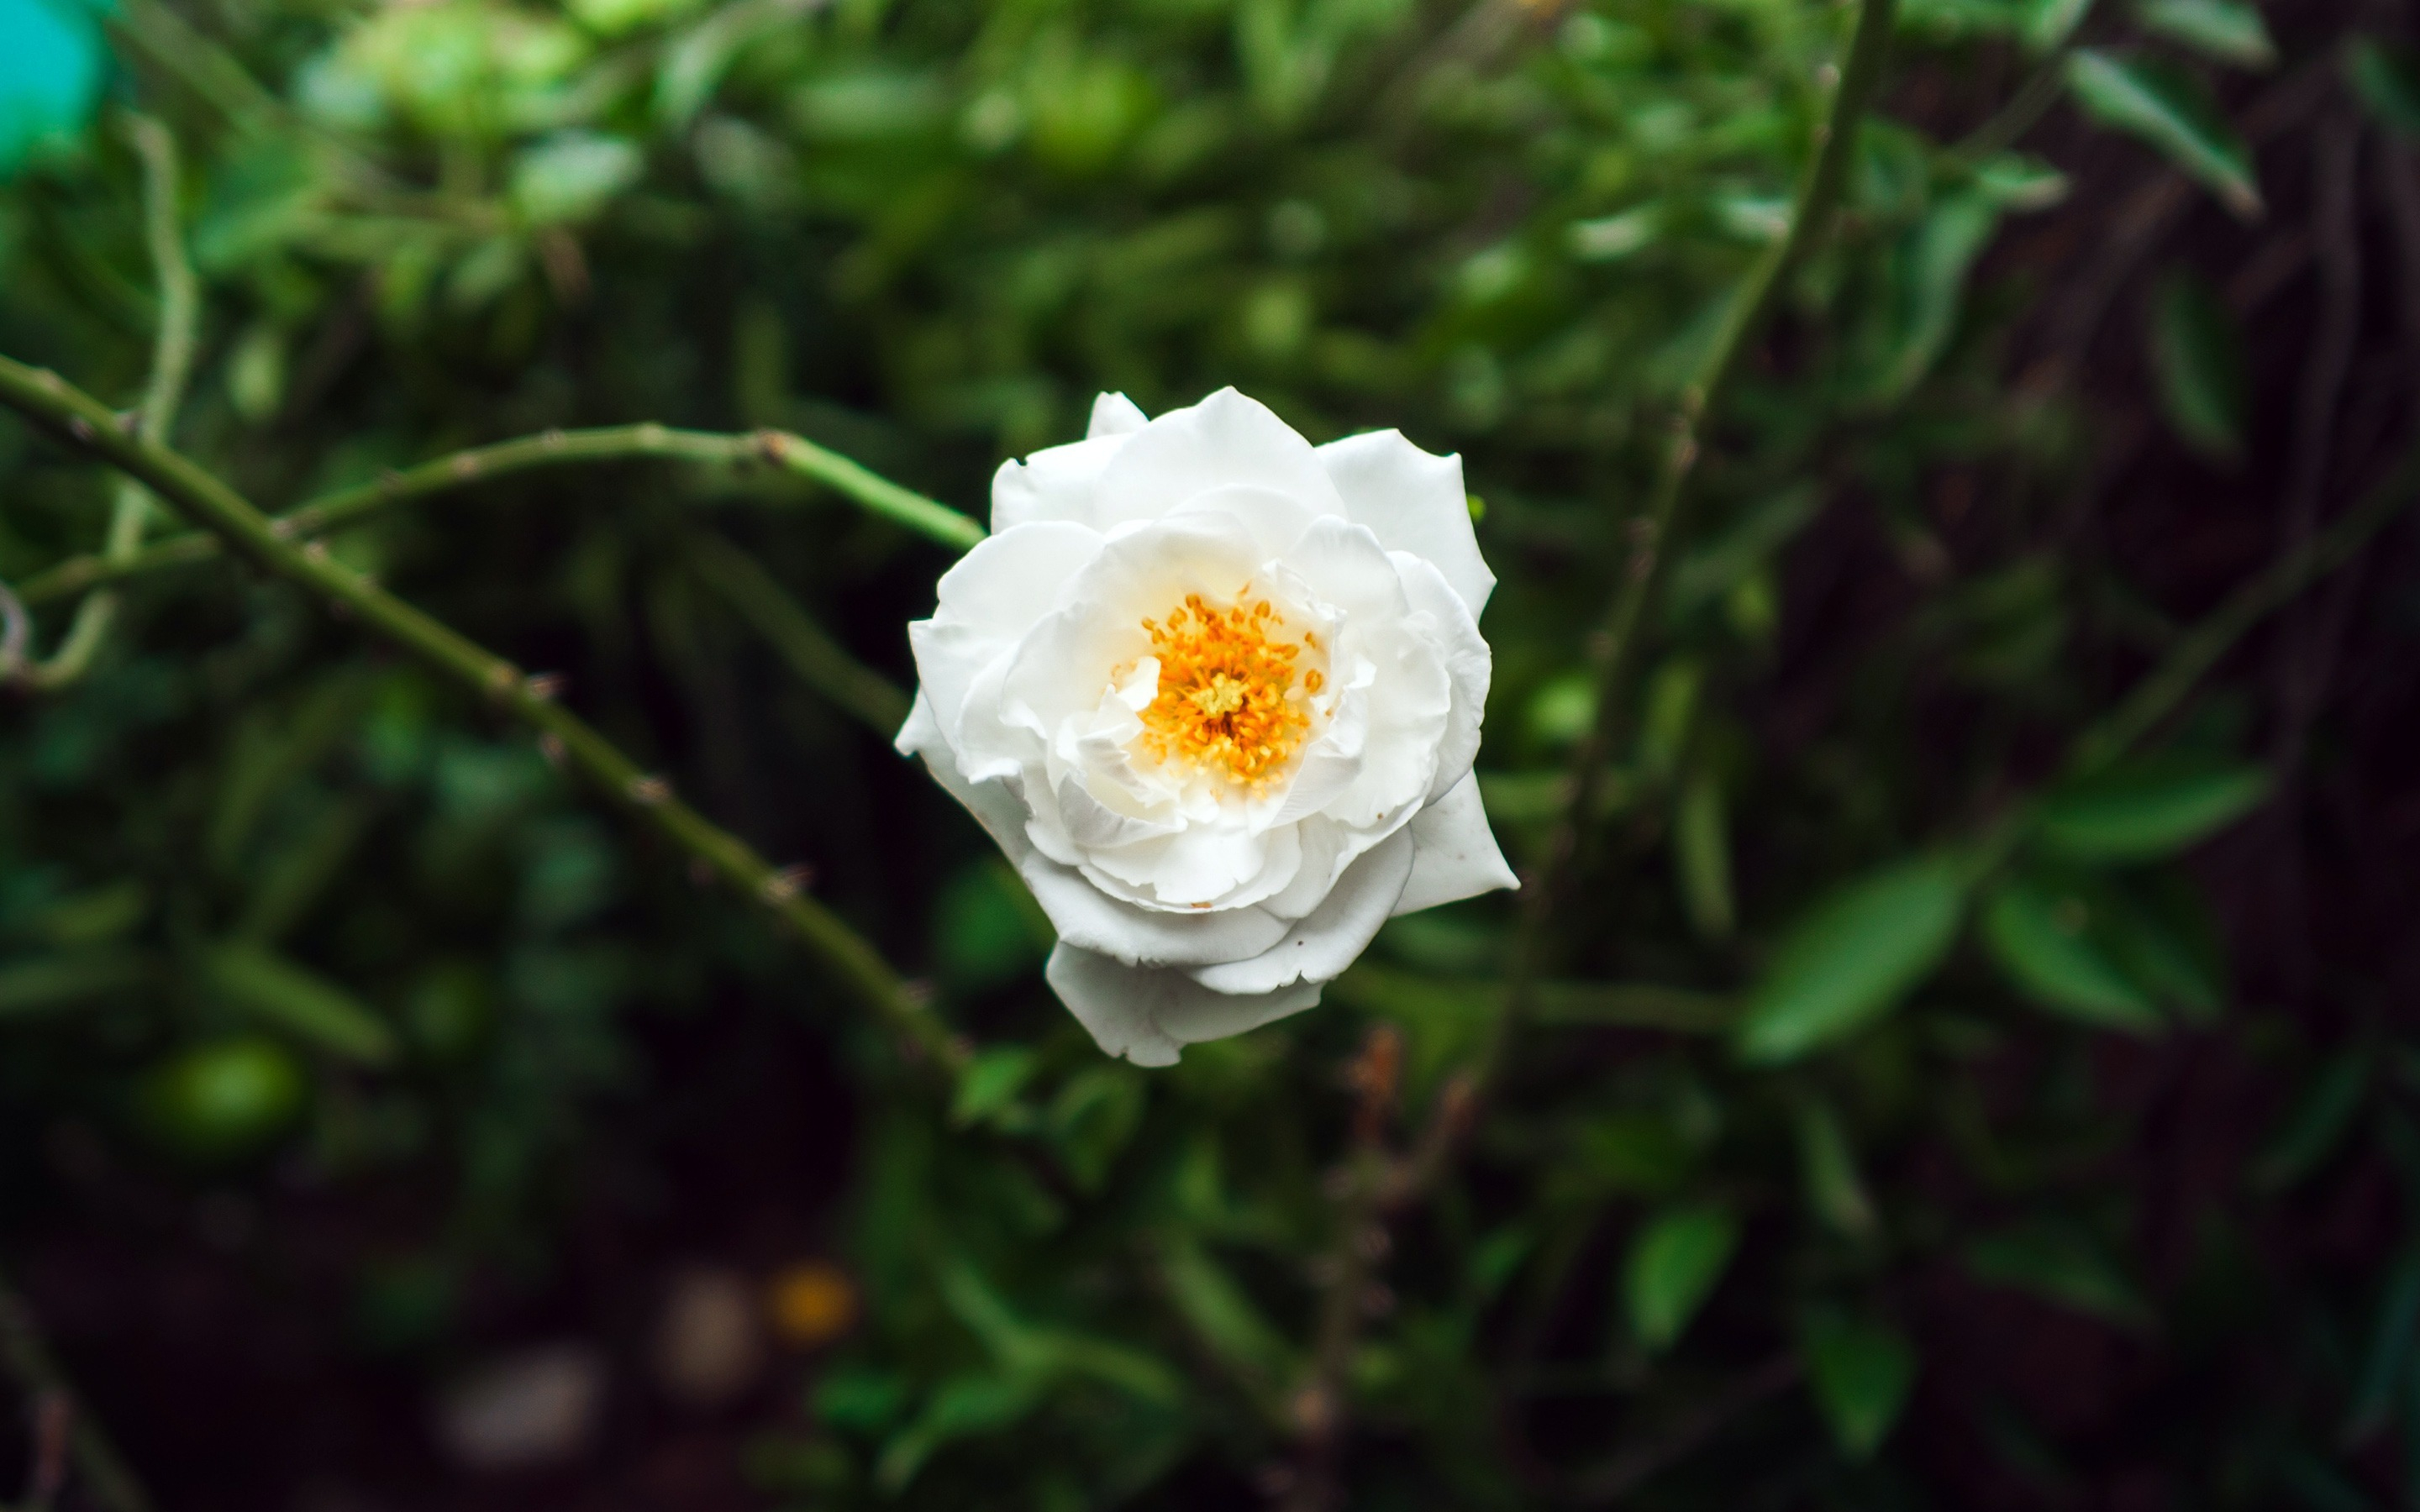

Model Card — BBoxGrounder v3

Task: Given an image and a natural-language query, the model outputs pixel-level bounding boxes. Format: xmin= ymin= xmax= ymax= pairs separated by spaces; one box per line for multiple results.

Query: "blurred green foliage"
xmin=0 ymin=0 xmax=2411 ymax=1505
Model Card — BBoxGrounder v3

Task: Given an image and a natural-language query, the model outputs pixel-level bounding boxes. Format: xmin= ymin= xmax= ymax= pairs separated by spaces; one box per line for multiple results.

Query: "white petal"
xmin=1076 ymin=818 xmax=1302 ymax=912
xmin=1188 ymin=826 xmax=1415 ymax=995
xmin=992 ymin=436 xmax=1130 ymax=533
xmin=1392 ymin=552 xmax=1492 ymax=801
xmin=1047 ymin=942 xmax=1323 ymax=1067
xmin=1088 ymin=391 xmax=1149 ymax=438
xmin=894 ymin=687 xmax=941 ymax=760
xmin=929 ymin=521 xmax=1102 ymax=639
xmin=1018 ymin=856 xmax=1290 ymax=967
xmin=1316 ymin=428 xmax=1496 ymax=617
xmin=1088 ymin=388 xmax=1345 ymax=533
xmin=896 ymin=692 xmax=1037 ymax=864
xmin=1282 ymin=513 xmax=1413 ymax=624
xmin=1167 ymin=483 xmax=1322 ymax=561
xmin=998 ymin=513 xmax=1265 ymax=735
xmin=1393 ymin=772 xmax=1518 ymax=915
xmin=1255 ymin=816 xmax=1349 ymax=921
xmin=1285 ymin=519 xmax=1453 ymax=835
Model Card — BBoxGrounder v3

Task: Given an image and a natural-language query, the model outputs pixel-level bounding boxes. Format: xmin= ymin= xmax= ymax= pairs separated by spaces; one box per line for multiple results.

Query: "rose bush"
xmin=898 ymin=389 xmax=1514 ymax=1064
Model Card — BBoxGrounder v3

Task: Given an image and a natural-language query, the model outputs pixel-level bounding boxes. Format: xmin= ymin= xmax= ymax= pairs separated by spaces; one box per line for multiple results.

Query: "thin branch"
xmin=1561 ymin=1352 xmax=1802 ymax=1505
xmin=1277 ymin=1026 xmax=1421 ymax=1512
xmin=0 ymin=353 xmax=963 ymax=1074
xmin=1502 ymin=0 xmax=1897 ymax=1030
xmin=1270 ymin=7 xmax=1895 ymax=1496
xmin=2065 ymin=444 xmax=2420 ymax=775
xmin=18 ymin=423 xmax=984 ymax=607
xmin=0 ymin=1269 xmax=151 ymax=1512
xmin=683 ymin=529 xmax=913 ymax=738
xmin=19 ymin=113 xmax=199 ymax=691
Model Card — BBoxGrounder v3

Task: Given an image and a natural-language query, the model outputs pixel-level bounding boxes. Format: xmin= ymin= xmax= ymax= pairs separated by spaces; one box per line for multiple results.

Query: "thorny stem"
xmin=1500 ymin=0 xmax=1899 ymax=1065
xmin=18 ymin=423 xmax=984 ymax=608
xmin=0 ymin=1269 xmax=151 ymax=1512
xmin=17 ymin=113 xmax=197 ymax=691
xmin=0 ymin=354 xmax=964 ymax=1075
xmin=1275 ymin=1 xmax=1896 ymax=1499
xmin=1281 ymin=1031 xmax=1477 ymax=1512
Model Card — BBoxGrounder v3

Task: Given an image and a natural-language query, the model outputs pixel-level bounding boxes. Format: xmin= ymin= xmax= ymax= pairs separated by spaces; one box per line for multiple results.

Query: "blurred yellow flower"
xmin=768 ymin=1261 xmax=858 ymax=1349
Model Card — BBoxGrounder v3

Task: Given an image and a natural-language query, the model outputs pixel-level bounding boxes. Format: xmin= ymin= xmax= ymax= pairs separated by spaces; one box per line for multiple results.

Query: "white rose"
xmin=896 ymin=388 xmax=1517 ymax=1065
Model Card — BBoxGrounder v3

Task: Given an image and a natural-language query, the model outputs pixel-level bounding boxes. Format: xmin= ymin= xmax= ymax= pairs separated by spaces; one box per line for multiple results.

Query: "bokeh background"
xmin=1 ymin=0 xmax=2418 ymax=1506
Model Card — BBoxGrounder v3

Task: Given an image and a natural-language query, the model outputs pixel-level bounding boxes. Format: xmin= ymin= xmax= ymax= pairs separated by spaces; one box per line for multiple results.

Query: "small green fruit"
xmin=139 ymin=1038 xmax=307 ymax=1163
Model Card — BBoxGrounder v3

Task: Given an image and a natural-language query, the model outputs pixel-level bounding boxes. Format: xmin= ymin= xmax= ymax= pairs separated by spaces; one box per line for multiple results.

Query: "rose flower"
xmin=898 ymin=389 xmax=1514 ymax=1064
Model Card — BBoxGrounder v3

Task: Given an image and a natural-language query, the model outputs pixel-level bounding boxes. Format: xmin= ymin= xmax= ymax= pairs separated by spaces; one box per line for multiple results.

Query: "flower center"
xmin=1133 ymin=590 xmax=1322 ymax=790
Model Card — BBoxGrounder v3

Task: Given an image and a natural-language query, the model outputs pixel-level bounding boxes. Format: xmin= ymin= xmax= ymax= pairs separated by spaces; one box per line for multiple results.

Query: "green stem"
xmin=683 ymin=529 xmax=913 ymax=738
xmin=0 ymin=354 xmax=961 ymax=1072
xmin=20 ymin=114 xmax=199 ymax=692
xmin=1502 ymin=0 xmax=1897 ymax=1026
xmin=18 ymin=423 xmax=984 ymax=608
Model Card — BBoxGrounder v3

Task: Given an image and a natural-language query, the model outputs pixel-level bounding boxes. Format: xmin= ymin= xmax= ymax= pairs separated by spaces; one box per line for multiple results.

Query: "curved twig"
xmin=0 ymin=1268 xmax=151 ymax=1512
xmin=18 ymin=423 xmax=984 ymax=608
xmin=1275 ymin=12 xmax=1900 ymax=1492
xmin=0 ymin=354 xmax=962 ymax=1074
xmin=19 ymin=113 xmax=200 ymax=691
xmin=1500 ymin=0 xmax=1900 ymax=1041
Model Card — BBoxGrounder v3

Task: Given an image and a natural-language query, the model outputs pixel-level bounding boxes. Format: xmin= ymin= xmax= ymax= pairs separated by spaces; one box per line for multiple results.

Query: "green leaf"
xmin=1045 ymin=1067 xmax=1147 ymax=1191
xmin=2147 ymin=269 xmax=2248 ymax=459
xmin=1799 ymin=1310 xmax=1918 ymax=1457
xmin=2251 ymin=1047 xmax=2370 ymax=1193
xmin=1635 ymin=658 xmax=1701 ymax=780
xmin=1159 ymin=1236 xmax=1298 ymax=1385
xmin=1734 ymin=856 xmax=1967 ymax=1063
xmin=568 ymin=0 xmax=700 ymax=38
xmin=875 ymin=1373 xmax=1039 ymax=1492
xmin=950 ymin=1045 xmax=1042 ymax=1129
xmin=2034 ymin=756 xmax=2270 ymax=862
xmin=1980 ymin=878 xmax=2164 ymax=1032
xmin=2065 ymin=50 xmax=2260 ymax=218
xmin=2095 ymin=876 xmax=2226 ymax=1021
xmin=32 ymin=879 xmax=147 ymax=947
xmin=1625 ymin=1205 xmax=1739 ymax=1350
xmin=1972 ymin=153 xmax=2071 ymax=212
xmin=1860 ymin=190 xmax=2002 ymax=405
xmin=203 ymin=941 xmax=398 ymax=1066
xmin=1666 ymin=484 xmax=1823 ymax=622
xmin=2347 ymin=38 xmax=2420 ymax=139
xmin=1524 ymin=670 xmax=1597 ymax=747
xmin=1965 ymin=1222 xmax=2152 ymax=1328
xmin=2023 ymin=0 xmax=2094 ymax=52
xmin=2137 ymin=0 xmax=2274 ymax=68
xmin=0 ymin=953 xmax=145 ymax=1017
xmin=1573 ymin=1112 xmax=1700 ymax=1198
xmin=2344 ymin=1248 xmax=2420 ymax=1443
xmin=1794 ymin=1098 xmax=1878 ymax=1237
xmin=1566 ymin=203 xmax=1662 ymax=263
xmin=239 ymin=797 xmax=376 ymax=942
xmin=510 ymin=131 xmax=644 ymax=226
xmin=1673 ymin=769 xmax=1736 ymax=940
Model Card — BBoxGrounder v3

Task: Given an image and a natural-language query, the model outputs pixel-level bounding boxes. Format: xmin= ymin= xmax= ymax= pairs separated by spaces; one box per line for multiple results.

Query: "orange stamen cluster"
xmin=1132 ymin=589 xmax=1316 ymax=789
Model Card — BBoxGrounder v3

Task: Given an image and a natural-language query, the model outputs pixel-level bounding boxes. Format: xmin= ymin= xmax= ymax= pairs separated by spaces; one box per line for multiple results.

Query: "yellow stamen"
xmin=1134 ymin=587 xmax=1313 ymax=788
